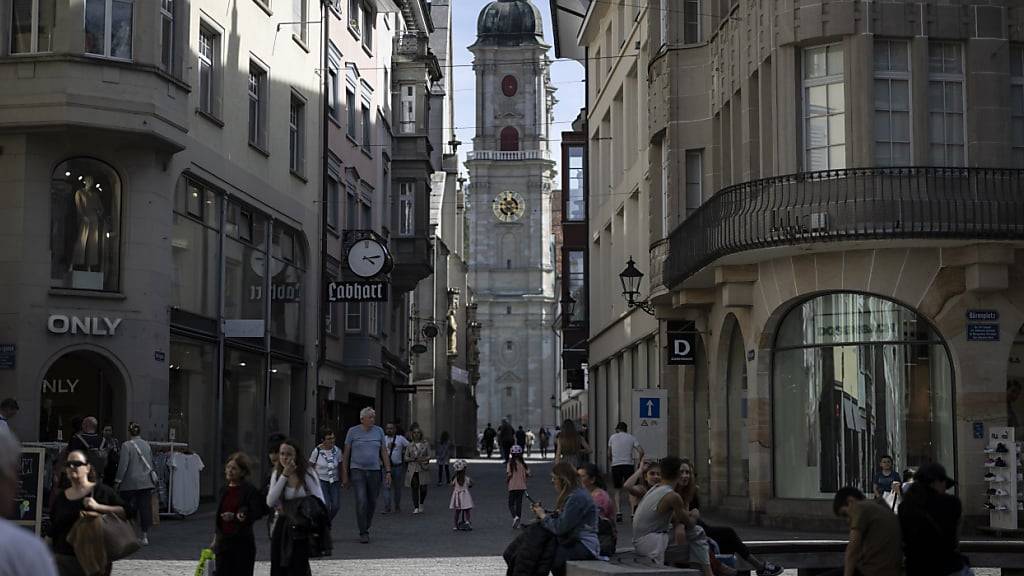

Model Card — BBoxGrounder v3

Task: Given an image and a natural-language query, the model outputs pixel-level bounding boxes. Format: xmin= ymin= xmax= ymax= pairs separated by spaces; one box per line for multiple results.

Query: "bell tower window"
xmin=500 ymin=126 xmax=520 ymax=152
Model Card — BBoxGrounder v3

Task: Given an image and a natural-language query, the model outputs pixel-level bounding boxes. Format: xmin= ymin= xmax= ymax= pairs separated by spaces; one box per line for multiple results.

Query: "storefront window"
xmin=50 ymin=158 xmax=121 ymax=291
xmin=270 ymin=228 xmax=306 ymax=343
xmin=269 ymin=360 xmax=305 ymax=440
xmin=168 ymin=337 xmax=217 ymax=497
xmin=773 ymin=293 xmax=954 ymax=499
xmin=172 ymin=179 xmax=220 ymax=318
xmin=222 ymin=348 xmax=266 ymax=479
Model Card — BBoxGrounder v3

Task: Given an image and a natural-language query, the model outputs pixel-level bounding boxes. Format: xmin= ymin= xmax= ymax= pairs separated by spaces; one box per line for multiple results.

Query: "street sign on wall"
xmin=632 ymin=388 xmax=668 ymax=459
xmin=666 ymin=321 xmax=696 ymax=365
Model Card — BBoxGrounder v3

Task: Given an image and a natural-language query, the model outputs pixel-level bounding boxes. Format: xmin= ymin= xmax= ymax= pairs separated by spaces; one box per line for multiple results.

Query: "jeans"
xmin=552 ymin=541 xmax=596 ymax=576
xmin=320 ymin=480 xmax=340 ymax=522
xmin=383 ymin=464 xmax=405 ymax=511
xmin=121 ymin=488 xmax=153 ymax=533
xmin=436 ymin=463 xmax=451 ymax=485
xmin=350 ymin=468 xmax=382 ymax=537
xmin=508 ymin=490 xmax=525 ymax=519
xmin=410 ymin=472 xmax=427 ymax=508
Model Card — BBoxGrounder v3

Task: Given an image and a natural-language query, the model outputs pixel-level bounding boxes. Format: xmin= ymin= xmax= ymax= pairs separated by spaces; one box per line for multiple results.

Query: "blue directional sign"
xmin=640 ymin=397 xmax=661 ymax=419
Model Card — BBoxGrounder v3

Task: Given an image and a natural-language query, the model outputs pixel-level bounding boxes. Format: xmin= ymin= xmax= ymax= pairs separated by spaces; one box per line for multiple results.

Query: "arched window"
xmin=722 ymin=317 xmax=748 ymax=497
xmin=50 ymin=158 xmax=122 ymax=291
xmin=500 ymin=126 xmax=520 ymax=151
xmin=772 ymin=293 xmax=954 ymax=499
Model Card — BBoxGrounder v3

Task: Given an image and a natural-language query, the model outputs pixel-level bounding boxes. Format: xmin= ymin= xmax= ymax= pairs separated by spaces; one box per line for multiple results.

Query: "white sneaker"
xmin=512 ymin=516 xmax=520 ymax=529
xmin=141 ymin=534 xmax=149 ymax=546
xmin=413 ymin=507 xmax=422 ymax=515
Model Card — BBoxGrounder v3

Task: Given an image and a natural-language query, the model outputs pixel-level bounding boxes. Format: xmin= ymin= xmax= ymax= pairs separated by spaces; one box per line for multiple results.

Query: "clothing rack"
xmin=150 ymin=441 xmax=189 ymax=517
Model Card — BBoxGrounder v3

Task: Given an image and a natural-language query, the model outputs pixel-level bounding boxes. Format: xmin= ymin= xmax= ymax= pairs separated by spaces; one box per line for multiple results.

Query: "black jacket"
xmin=504 ymin=522 xmax=558 ymax=576
xmin=215 ymin=482 xmax=267 ymax=544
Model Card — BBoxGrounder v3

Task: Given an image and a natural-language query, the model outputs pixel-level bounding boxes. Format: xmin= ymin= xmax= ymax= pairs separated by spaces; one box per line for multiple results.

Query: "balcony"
xmin=390 ymin=236 xmax=433 ymax=293
xmin=665 ymin=167 xmax=1024 ymax=289
xmin=467 ymin=150 xmax=552 ymax=161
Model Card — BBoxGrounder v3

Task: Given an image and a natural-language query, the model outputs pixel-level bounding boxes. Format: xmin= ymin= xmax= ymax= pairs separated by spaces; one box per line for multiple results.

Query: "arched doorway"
xmin=772 ymin=292 xmax=954 ymax=499
xmin=39 ymin=349 xmax=126 ymax=442
xmin=500 ymin=126 xmax=520 ymax=151
xmin=692 ymin=335 xmax=711 ymax=504
xmin=721 ymin=316 xmax=749 ymax=497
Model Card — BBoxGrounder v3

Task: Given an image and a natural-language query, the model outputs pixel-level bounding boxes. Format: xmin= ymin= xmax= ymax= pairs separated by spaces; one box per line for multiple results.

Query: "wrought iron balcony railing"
xmin=665 ymin=167 xmax=1024 ymax=288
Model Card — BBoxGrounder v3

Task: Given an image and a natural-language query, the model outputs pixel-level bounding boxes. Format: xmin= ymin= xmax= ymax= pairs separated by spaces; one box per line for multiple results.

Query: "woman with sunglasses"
xmin=48 ymin=449 xmax=127 ymax=576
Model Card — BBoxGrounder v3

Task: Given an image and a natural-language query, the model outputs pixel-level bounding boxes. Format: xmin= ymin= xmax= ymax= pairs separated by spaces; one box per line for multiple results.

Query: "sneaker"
xmin=996 ymin=505 xmax=1009 ymax=511
xmin=984 ymin=501 xmax=996 ymax=510
xmin=464 ymin=522 xmax=473 ymax=531
xmin=360 ymin=534 xmax=370 ymax=544
xmin=413 ymin=507 xmax=422 ymax=515
xmin=140 ymin=534 xmax=149 ymax=546
xmin=757 ymin=564 xmax=784 ymax=576
xmin=985 ymin=459 xmax=997 ymax=467
xmin=988 ymin=488 xmax=998 ymax=495
xmin=993 ymin=489 xmax=1009 ymax=496
xmin=996 ymin=457 xmax=1008 ymax=467
xmin=997 ymin=443 xmax=1010 ymax=453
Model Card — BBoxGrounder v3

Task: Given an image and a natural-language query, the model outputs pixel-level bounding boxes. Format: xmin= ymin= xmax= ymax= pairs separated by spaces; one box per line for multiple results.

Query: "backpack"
xmin=597 ymin=516 xmax=617 ymax=557
xmin=77 ymin=434 xmax=110 ymax=475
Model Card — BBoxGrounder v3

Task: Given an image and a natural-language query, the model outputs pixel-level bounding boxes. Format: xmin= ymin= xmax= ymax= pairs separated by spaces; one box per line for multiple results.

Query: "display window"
xmin=772 ymin=292 xmax=954 ymax=499
xmin=50 ymin=158 xmax=121 ymax=291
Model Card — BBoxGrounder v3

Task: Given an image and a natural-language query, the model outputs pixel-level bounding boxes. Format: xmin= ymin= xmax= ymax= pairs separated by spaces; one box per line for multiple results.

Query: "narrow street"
xmin=114 ymin=457 xmax=558 ymax=575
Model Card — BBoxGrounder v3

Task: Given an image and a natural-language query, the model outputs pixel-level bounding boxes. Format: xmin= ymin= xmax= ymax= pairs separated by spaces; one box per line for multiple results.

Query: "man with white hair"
xmin=0 ymin=429 xmax=59 ymax=575
xmin=341 ymin=407 xmax=391 ymax=544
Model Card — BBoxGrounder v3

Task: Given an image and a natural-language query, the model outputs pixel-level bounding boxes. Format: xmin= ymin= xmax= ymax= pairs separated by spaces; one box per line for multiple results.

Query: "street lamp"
xmin=619 ymin=256 xmax=655 ymax=315
xmin=560 ymin=293 xmax=576 ymax=326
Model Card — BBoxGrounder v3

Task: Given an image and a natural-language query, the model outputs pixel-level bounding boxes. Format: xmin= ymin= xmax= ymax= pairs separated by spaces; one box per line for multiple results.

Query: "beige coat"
xmin=404 ymin=441 xmax=431 ymax=487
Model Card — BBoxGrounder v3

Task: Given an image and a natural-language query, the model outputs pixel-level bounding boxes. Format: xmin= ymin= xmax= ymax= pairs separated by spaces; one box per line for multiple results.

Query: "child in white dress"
xmin=450 ymin=459 xmax=474 ymax=530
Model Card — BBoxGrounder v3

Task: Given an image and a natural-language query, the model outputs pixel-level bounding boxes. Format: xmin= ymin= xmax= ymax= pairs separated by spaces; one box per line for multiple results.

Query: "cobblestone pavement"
xmin=111 ymin=456 xmax=1004 ymax=575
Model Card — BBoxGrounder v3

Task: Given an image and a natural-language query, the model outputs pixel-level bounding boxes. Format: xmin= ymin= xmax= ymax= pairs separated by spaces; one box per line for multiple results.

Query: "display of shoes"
xmin=986 ymin=474 xmax=1006 ymax=482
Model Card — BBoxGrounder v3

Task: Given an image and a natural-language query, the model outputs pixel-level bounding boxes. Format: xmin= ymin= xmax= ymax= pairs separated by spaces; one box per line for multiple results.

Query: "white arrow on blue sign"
xmin=640 ymin=397 xmax=661 ymax=419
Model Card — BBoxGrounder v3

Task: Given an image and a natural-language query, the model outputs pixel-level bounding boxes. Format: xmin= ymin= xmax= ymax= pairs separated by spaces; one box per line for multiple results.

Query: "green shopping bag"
xmin=194 ymin=548 xmax=216 ymax=576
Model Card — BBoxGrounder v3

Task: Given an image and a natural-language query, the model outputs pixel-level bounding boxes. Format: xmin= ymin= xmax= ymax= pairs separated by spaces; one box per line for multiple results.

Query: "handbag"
xmin=99 ymin=512 xmax=142 ymax=561
xmin=67 ymin=510 xmax=141 ymax=575
xmin=129 ymin=440 xmax=161 ymax=487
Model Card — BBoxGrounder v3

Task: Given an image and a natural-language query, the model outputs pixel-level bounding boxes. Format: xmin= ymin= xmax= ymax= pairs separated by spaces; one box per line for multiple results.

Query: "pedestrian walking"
xmin=554 ymin=419 xmax=591 ymax=469
xmin=341 ymin=407 xmax=392 ymax=544
xmin=538 ymin=427 xmax=550 ymax=459
xmin=631 ymin=457 xmax=711 ymax=576
xmin=405 ymin=427 xmax=431 ymax=514
xmin=68 ymin=416 xmax=111 ymax=484
xmin=498 ymin=420 xmax=516 ymax=462
xmin=873 ymin=454 xmax=902 ymax=500
xmin=383 ymin=422 xmax=410 ymax=514
xmin=262 ymin=433 xmax=287 ymax=539
xmin=0 ymin=429 xmax=59 ymax=575
xmin=436 ymin=431 xmax=453 ymax=486
xmin=450 ymin=459 xmax=474 ymax=530
xmin=607 ymin=422 xmax=643 ymax=523
xmin=482 ymin=424 xmax=497 ymax=459
xmin=529 ymin=461 xmax=600 ymax=576
xmin=213 ymin=452 xmax=266 ymax=576
xmin=506 ymin=445 xmax=531 ymax=528
xmin=898 ymin=462 xmax=969 ymax=576
xmin=266 ymin=439 xmax=324 ymax=576
xmin=49 ymin=449 xmax=128 ymax=576
xmin=525 ymin=429 xmax=535 ymax=457
xmin=100 ymin=425 xmax=121 ymax=489
xmin=114 ymin=421 xmax=157 ymax=546
xmin=827 ymin=486 xmax=903 ymax=576
xmin=515 ymin=425 xmax=527 ymax=449
xmin=0 ymin=398 xmax=18 ymax=434
xmin=308 ymin=428 xmax=342 ymax=523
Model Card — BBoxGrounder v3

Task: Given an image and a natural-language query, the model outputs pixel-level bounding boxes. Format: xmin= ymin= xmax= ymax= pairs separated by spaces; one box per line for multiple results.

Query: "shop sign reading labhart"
xmin=327 ymin=281 xmax=388 ymax=302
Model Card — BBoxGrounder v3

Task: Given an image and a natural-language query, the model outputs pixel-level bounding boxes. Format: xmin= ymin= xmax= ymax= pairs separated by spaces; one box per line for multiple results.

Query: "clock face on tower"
xmin=501 ymin=75 xmax=518 ymax=97
xmin=492 ymin=191 xmax=526 ymax=223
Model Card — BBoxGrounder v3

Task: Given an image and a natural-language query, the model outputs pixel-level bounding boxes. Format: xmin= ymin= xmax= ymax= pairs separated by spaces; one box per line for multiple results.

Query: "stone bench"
xmin=566 ymin=559 xmax=699 ymax=576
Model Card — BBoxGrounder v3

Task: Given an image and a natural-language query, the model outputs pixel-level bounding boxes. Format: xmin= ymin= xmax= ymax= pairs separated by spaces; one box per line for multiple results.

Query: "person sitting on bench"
xmin=828 ymin=486 xmax=903 ymax=576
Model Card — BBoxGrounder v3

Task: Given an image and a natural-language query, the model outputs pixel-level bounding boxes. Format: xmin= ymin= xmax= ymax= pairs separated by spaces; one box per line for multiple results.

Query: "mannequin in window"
xmin=447 ymin=309 xmax=458 ymax=356
xmin=71 ymin=176 xmax=105 ymax=273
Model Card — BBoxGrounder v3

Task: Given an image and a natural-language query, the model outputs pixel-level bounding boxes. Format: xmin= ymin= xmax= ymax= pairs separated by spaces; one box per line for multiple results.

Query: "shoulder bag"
xmin=130 ymin=440 xmax=161 ymax=487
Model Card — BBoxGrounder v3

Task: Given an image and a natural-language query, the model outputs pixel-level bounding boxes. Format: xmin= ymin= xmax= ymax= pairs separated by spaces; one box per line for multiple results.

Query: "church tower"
xmin=467 ymin=0 xmax=557 ymax=432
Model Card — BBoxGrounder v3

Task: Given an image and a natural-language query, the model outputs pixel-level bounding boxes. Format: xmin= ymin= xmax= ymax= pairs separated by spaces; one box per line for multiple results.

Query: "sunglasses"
xmin=65 ymin=461 xmax=88 ymax=469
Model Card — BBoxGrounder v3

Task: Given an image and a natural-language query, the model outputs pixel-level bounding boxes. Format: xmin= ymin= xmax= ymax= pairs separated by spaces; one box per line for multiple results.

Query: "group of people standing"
xmin=482 ymin=420 xmax=551 ymax=460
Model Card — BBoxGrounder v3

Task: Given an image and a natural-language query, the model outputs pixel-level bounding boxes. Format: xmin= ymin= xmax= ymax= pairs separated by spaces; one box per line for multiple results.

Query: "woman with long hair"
xmin=678 ymin=459 xmax=782 ymax=576
xmin=554 ymin=419 xmax=591 ymax=469
xmin=214 ymin=452 xmax=266 ymax=576
xmin=266 ymin=439 xmax=324 ymax=576
xmin=404 ymin=428 xmax=431 ymax=514
xmin=530 ymin=461 xmax=600 ymax=576
xmin=48 ymin=449 xmax=127 ymax=576
xmin=114 ymin=421 xmax=156 ymax=545
xmin=577 ymin=463 xmax=615 ymax=523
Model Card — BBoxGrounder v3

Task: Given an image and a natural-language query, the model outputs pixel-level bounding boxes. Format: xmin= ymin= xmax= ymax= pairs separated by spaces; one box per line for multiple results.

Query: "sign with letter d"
xmin=666 ymin=320 xmax=696 ymax=365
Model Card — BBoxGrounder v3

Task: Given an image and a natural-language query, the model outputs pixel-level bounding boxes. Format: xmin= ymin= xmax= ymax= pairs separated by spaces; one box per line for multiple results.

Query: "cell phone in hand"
xmin=525 ymin=492 xmax=537 ymax=505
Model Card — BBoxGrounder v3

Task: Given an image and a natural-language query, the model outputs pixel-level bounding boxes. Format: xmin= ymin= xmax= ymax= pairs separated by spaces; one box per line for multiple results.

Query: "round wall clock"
xmin=492 ymin=190 xmax=526 ymax=223
xmin=501 ymin=75 xmax=518 ymax=97
xmin=347 ymin=237 xmax=389 ymax=278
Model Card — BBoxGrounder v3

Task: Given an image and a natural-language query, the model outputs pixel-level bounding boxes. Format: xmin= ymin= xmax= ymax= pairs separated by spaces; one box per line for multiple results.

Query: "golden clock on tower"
xmin=492 ymin=190 xmax=525 ymax=222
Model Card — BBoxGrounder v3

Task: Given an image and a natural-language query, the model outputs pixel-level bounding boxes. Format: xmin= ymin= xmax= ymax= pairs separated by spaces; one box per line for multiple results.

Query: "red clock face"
xmin=502 ymin=75 xmax=518 ymax=97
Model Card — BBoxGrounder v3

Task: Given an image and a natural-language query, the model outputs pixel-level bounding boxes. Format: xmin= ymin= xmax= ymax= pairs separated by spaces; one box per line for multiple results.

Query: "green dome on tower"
xmin=476 ymin=0 xmax=545 ymax=47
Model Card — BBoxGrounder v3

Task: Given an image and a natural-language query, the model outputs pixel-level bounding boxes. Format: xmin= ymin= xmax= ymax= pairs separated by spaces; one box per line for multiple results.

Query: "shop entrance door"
xmin=40 ymin=350 xmax=125 ymax=442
